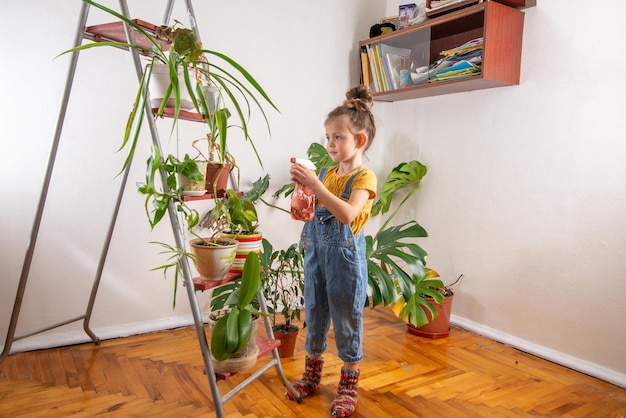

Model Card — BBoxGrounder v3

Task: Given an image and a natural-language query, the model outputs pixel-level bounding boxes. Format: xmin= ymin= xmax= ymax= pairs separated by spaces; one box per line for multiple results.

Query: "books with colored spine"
xmin=379 ymin=43 xmax=412 ymax=90
xmin=360 ymin=48 xmax=373 ymax=91
xmin=427 ymin=37 xmax=483 ymax=82
xmin=365 ymin=44 xmax=380 ymax=92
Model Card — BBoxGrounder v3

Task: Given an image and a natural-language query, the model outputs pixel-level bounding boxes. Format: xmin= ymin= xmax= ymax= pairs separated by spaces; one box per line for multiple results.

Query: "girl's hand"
xmin=290 ymin=163 xmax=370 ymax=224
xmin=290 ymin=162 xmax=318 ymax=188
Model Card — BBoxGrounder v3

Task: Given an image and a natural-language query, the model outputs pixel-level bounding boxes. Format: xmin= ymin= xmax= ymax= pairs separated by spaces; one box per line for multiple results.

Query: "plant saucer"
xmin=182 ymin=190 xmax=207 ymax=197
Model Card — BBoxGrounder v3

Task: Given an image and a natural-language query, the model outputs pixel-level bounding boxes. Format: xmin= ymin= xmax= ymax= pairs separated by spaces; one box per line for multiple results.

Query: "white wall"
xmin=1 ymin=0 xmax=625 ymax=389
xmin=382 ymin=0 xmax=626 ymax=387
xmin=0 ymin=0 xmax=382 ymax=350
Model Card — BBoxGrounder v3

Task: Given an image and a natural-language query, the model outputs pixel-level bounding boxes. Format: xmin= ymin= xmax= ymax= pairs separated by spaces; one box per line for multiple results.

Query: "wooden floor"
xmin=1 ymin=308 xmax=625 ymax=417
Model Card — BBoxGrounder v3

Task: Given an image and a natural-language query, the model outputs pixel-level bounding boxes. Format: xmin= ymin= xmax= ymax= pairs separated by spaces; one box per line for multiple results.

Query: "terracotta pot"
xmin=407 ymin=293 xmax=454 ymax=339
xmin=220 ymin=232 xmax=263 ymax=274
xmin=205 ymin=163 xmax=231 ymax=194
xmin=189 ymin=238 xmax=238 ymax=281
xmin=272 ymin=325 xmax=299 ymax=358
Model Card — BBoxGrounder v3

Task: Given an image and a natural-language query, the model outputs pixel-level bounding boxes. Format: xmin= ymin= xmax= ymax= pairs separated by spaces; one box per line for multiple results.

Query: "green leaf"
xmin=210 ymin=315 xmax=229 ymax=361
xmin=307 ymin=142 xmax=336 ymax=173
xmin=242 ymin=175 xmax=270 ymax=202
xmin=210 ymin=280 xmax=239 ymax=312
xmin=236 ymin=309 xmax=253 ymax=353
xmin=372 ymin=160 xmax=427 ymax=217
xmin=238 ymin=252 xmax=261 ymax=308
xmin=225 ymin=307 xmax=240 ymax=355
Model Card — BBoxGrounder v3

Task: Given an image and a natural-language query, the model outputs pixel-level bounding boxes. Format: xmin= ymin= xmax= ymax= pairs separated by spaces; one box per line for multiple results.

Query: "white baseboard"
xmin=451 ymin=314 xmax=626 ymax=389
xmin=4 ymin=316 xmax=196 ymax=355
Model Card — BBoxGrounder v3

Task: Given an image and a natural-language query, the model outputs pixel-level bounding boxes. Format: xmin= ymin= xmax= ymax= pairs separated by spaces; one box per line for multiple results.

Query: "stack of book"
xmin=429 ymin=37 xmax=483 ymax=82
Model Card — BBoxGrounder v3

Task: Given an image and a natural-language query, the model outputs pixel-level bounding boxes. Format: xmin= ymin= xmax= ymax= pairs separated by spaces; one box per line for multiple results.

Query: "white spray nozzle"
xmin=290 ymin=157 xmax=316 ymax=170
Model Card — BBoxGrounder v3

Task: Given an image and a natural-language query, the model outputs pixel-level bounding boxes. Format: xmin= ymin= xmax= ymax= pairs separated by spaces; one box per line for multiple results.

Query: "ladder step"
xmin=153 ymin=107 xmax=206 ymax=122
xmin=212 ymin=337 xmax=281 ymax=380
xmin=192 ymin=272 xmax=241 ymax=292
xmin=84 ymin=19 xmax=171 ymax=52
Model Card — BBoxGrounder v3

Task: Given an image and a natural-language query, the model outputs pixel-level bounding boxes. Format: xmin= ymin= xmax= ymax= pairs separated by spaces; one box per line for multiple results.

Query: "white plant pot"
xmin=177 ymin=161 xmax=207 ymax=195
xmin=148 ymin=63 xmax=196 ymax=110
xmin=199 ymin=85 xmax=223 ymax=115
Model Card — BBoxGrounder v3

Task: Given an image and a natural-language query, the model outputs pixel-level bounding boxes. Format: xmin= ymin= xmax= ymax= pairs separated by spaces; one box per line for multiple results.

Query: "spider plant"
xmin=59 ymin=0 xmax=278 ymax=172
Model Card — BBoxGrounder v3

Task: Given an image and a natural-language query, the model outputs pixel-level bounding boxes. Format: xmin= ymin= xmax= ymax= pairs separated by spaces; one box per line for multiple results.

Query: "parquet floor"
xmin=1 ymin=308 xmax=625 ymax=417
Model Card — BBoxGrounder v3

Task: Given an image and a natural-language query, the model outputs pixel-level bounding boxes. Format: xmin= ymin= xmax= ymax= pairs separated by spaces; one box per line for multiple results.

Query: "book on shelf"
xmin=425 ymin=36 xmax=483 ymax=82
xmin=379 ymin=43 xmax=412 ymax=90
xmin=365 ymin=44 xmax=380 ymax=93
xmin=373 ymin=44 xmax=389 ymax=91
xmin=360 ymin=49 xmax=372 ymax=91
xmin=430 ymin=60 xmax=480 ymax=82
xmin=440 ymin=37 xmax=483 ymax=56
xmin=377 ymin=44 xmax=393 ymax=91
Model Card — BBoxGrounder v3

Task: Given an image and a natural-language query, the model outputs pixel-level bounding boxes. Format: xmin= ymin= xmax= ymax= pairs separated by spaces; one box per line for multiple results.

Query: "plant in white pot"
xmin=199 ymin=175 xmax=269 ymax=274
xmin=167 ymin=153 xmax=206 ymax=196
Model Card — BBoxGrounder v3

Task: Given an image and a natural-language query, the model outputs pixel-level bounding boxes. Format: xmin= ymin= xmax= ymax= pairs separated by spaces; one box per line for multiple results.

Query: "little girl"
xmin=287 ymin=85 xmax=377 ymax=417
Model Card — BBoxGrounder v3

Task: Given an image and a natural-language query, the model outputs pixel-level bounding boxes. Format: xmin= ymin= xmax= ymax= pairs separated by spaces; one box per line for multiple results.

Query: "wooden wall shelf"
xmin=360 ymin=1 xmax=528 ymax=101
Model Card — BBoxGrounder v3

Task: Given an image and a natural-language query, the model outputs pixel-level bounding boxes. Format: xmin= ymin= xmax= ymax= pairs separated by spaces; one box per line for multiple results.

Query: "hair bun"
xmin=344 ymin=85 xmax=373 ymax=112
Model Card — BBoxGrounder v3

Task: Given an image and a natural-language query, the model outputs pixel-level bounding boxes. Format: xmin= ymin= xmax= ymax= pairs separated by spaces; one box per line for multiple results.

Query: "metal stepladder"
xmin=1 ymin=1 xmax=300 ymax=416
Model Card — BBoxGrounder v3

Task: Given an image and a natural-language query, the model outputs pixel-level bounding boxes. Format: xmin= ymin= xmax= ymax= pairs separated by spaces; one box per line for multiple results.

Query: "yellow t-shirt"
xmin=318 ymin=165 xmax=377 ymax=235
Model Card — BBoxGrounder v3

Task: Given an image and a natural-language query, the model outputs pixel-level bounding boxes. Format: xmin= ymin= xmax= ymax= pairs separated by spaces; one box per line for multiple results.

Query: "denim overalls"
xmin=301 ymin=167 xmax=368 ymax=364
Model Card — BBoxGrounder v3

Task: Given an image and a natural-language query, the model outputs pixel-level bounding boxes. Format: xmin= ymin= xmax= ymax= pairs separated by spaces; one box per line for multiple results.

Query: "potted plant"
xmin=199 ymin=175 xmax=269 ymax=274
xmin=60 ymin=0 xmax=277 ymax=177
xmin=365 ymin=159 xmax=462 ymax=336
xmin=394 ymin=273 xmax=462 ymax=338
xmin=209 ymin=251 xmax=263 ymax=371
xmin=139 ymin=147 xmax=238 ymax=303
xmin=167 ymin=153 xmax=207 ymax=196
xmin=259 ymin=238 xmax=305 ymax=357
xmin=191 ymin=135 xmax=237 ymax=196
